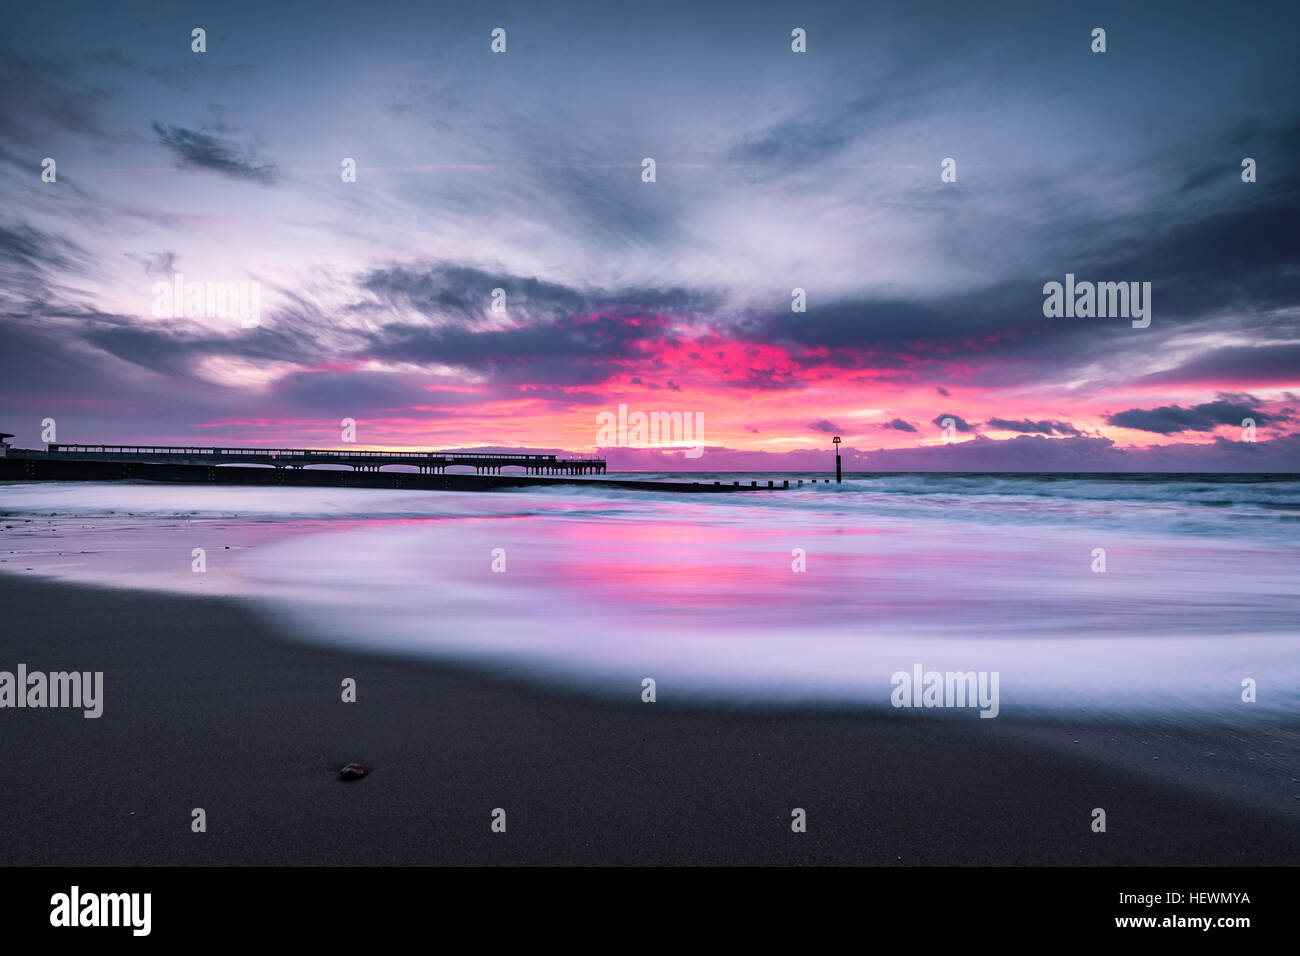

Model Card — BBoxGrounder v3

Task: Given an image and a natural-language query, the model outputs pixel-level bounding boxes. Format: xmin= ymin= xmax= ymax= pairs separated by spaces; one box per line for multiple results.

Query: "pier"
xmin=0 ymin=437 xmax=790 ymax=494
xmin=42 ymin=442 xmax=607 ymax=475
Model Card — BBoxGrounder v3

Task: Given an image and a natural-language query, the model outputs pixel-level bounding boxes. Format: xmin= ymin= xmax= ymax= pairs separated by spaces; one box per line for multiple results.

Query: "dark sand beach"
xmin=1 ymin=574 xmax=1295 ymax=866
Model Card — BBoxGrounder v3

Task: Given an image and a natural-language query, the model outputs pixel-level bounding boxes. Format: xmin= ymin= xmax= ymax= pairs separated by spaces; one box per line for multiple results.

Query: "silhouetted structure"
xmin=44 ymin=442 xmax=605 ymax=475
xmin=0 ymin=434 xmax=801 ymax=494
xmin=0 ymin=434 xmax=796 ymax=494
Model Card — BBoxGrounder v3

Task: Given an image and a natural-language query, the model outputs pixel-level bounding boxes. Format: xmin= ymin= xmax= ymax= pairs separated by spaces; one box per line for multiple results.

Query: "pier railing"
xmin=45 ymin=443 xmax=606 ymax=475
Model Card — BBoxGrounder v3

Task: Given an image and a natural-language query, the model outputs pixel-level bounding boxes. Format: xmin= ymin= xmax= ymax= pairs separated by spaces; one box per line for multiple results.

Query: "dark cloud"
xmin=1138 ymin=342 xmax=1300 ymax=386
xmin=0 ymin=220 xmax=96 ymax=306
xmin=806 ymin=419 xmax=841 ymax=434
xmin=1106 ymin=399 xmax=1273 ymax=434
xmin=935 ymin=386 xmax=950 ymax=397
xmin=729 ymin=96 xmax=881 ymax=170
xmin=151 ymin=120 xmax=277 ymax=183
xmin=850 ymin=434 xmax=1300 ymax=473
xmin=738 ymin=183 xmax=1300 ymax=387
xmin=124 ymin=250 xmax=180 ymax=279
xmin=0 ymin=46 xmax=260 ymax=153
xmin=932 ymin=413 xmax=975 ymax=433
xmin=0 ymin=51 xmax=115 ymax=143
xmin=883 ymin=418 xmax=917 ymax=432
xmin=1085 ymin=120 xmax=1300 ymax=328
xmin=1177 ymin=119 xmax=1295 ymax=193
xmin=360 ymin=263 xmax=717 ymax=325
xmin=0 ymin=222 xmax=80 ymax=278
xmin=5 ymin=256 xmax=718 ymax=394
xmin=986 ymin=418 xmax=1082 ymax=437
xmin=725 ymin=62 xmax=948 ymax=176
xmin=728 ymin=116 xmax=1300 ymax=393
xmin=87 ymin=49 xmax=258 ymax=88
xmin=361 ymin=314 xmax=656 ymax=386
xmin=347 ymin=263 xmax=729 ymax=385
xmin=361 ymin=265 xmax=585 ymax=324
xmin=81 ymin=317 xmax=318 ymax=371
xmin=526 ymin=164 xmax=685 ymax=248
xmin=264 ymin=368 xmax=453 ymax=416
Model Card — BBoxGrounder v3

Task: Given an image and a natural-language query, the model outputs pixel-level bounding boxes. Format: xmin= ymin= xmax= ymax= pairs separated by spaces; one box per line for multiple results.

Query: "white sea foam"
xmin=2 ymin=477 xmax=1297 ymax=720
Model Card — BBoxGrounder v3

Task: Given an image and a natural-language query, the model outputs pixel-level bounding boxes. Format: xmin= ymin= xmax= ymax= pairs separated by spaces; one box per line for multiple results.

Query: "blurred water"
xmin=2 ymin=474 xmax=1297 ymax=721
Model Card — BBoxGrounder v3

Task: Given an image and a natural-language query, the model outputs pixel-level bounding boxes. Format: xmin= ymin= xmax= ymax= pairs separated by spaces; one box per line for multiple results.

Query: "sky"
xmin=2 ymin=0 xmax=1298 ymax=470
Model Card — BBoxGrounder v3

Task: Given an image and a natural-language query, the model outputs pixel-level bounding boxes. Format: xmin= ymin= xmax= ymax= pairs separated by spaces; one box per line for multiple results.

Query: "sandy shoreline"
xmin=0 ymin=573 xmax=1295 ymax=866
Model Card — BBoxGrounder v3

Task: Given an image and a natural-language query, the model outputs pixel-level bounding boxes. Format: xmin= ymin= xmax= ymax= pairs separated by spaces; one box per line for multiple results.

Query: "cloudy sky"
xmin=2 ymin=0 xmax=1298 ymax=469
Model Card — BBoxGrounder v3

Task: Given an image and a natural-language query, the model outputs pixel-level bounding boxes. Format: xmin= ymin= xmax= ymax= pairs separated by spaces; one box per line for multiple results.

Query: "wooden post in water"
xmin=833 ymin=436 xmax=842 ymax=484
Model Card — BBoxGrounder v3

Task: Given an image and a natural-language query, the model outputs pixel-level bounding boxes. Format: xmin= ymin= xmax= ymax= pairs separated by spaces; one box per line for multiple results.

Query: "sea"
xmin=2 ymin=472 xmax=1297 ymax=723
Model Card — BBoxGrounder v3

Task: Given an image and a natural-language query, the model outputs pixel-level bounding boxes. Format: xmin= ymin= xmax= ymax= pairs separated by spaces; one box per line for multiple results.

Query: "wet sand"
xmin=0 ymin=575 xmax=1295 ymax=866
